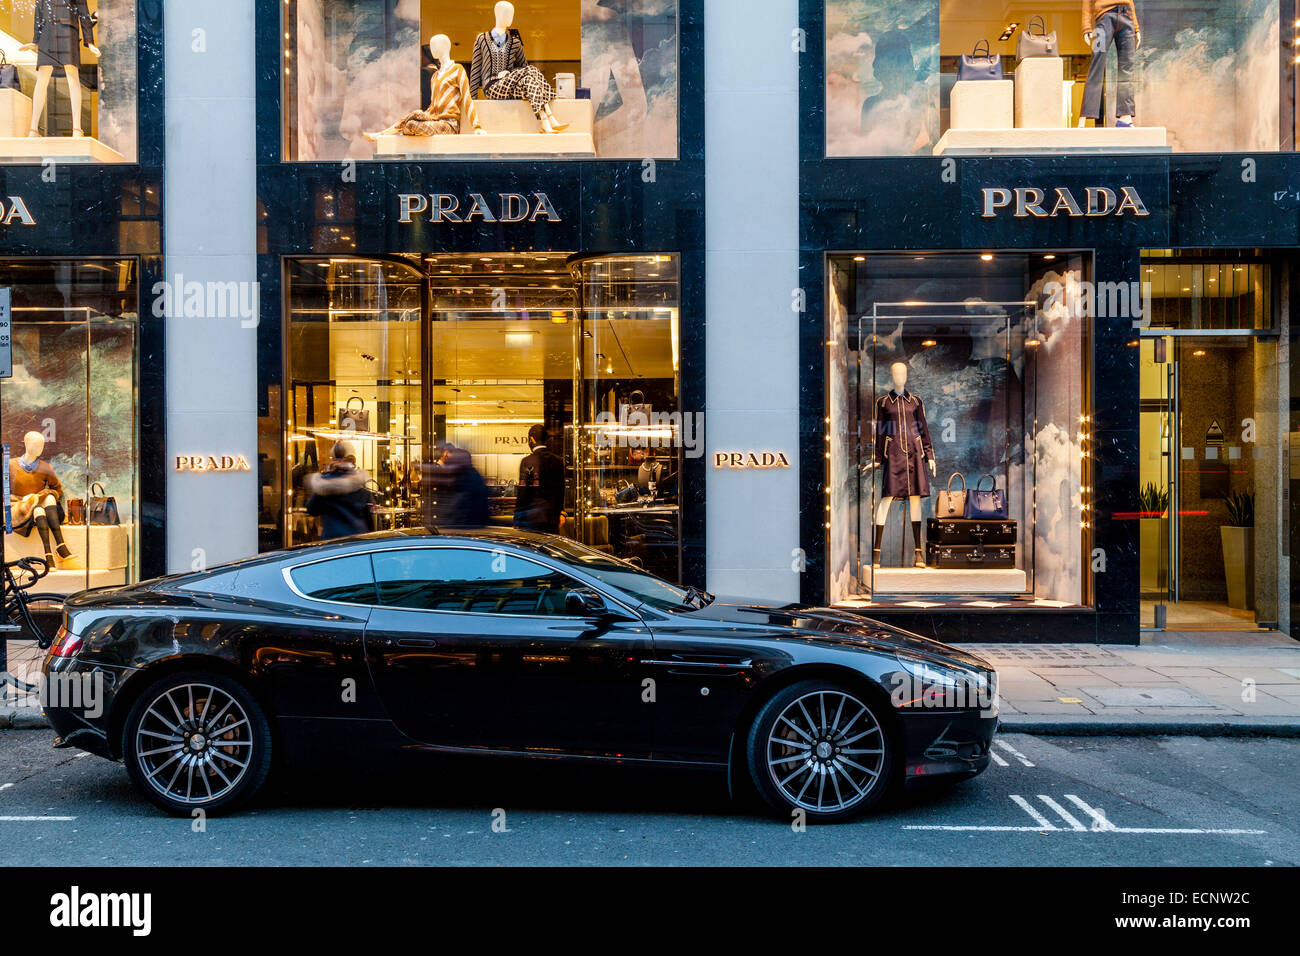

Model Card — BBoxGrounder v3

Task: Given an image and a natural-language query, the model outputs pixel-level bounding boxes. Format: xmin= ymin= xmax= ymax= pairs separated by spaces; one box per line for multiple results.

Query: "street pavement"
xmin=1 ymin=729 xmax=1296 ymax=866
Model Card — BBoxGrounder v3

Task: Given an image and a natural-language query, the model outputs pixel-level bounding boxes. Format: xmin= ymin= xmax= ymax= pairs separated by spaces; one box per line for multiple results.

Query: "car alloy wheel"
xmin=747 ymin=680 xmax=894 ymax=822
xmin=123 ymin=672 xmax=272 ymax=815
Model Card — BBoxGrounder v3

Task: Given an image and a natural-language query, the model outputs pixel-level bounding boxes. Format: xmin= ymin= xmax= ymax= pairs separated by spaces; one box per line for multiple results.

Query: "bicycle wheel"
xmin=1 ymin=593 xmax=63 ymax=704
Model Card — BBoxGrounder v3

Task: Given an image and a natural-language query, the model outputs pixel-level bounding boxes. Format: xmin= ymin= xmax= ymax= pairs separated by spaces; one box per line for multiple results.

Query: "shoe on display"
xmin=913 ymin=549 xmax=927 ymax=569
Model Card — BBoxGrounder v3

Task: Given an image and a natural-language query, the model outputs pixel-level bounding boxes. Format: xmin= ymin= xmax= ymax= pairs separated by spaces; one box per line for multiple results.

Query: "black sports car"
xmin=42 ymin=529 xmax=998 ymax=822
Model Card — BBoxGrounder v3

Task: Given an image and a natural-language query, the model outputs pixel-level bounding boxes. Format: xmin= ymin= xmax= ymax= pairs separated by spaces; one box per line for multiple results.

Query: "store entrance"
xmin=282 ymin=253 xmax=683 ymax=583
xmin=1138 ymin=255 xmax=1281 ymax=630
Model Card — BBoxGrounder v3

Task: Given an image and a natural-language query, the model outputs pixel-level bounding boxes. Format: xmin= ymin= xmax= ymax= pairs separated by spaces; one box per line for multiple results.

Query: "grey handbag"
xmin=1017 ymin=16 xmax=1059 ymax=59
xmin=936 ymin=473 xmax=968 ymax=519
xmin=958 ymin=40 xmax=1003 ymax=82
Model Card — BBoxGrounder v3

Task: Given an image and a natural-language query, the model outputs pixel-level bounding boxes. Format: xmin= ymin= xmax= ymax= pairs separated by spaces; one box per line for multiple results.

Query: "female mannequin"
xmin=9 ymin=432 xmax=82 ymax=569
xmin=365 ymin=35 xmax=484 ymax=142
xmin=873 ymin=362 xmax=936 ymax=569
xmin=469 ymin=2 xmax=569 ymax=134
xmin=20 ymin=0 xmax=100 ymax=138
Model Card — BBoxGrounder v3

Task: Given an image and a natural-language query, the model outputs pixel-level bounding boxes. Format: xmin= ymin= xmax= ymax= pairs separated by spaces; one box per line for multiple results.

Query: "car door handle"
xmin=395 ymin=638 xmax=439 ymax=648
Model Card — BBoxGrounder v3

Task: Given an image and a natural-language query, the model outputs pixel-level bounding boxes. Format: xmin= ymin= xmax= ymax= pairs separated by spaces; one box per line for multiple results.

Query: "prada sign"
xmin=399 ymin=192 xmax=562 ymax=224
xmin=175 ymin=455 xmax=252 ymax=473
xmin=714 ymin=451 xmax=792 ymax=470
xmin=0 ymin=196 xmax=35 ymax=227
xmin=981 ymin=186 xmax=1150 ymax=219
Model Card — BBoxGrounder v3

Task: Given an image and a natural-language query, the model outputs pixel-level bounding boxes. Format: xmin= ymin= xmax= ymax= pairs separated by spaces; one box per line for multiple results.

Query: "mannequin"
xmin=19 ymin=0 xmax=100 ymax=138
xmin=873 ymin=362 xmax=936 ymax=569
xmin=469 ymin=2 xmax=569 ymax=134
xmin=1078 ymin=1 xmax=1141 ymax=128
xmin=8 ymin=432 xmax=82 ymax=570
xmin=364 ymin=35 xmax=485 ymax=142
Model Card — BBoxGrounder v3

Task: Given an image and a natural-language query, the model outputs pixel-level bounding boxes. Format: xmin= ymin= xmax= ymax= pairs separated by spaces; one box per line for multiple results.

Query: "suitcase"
xmin=927 ymin=518 xmax=1018 ymax=546
xmin=926 ymin=544 xmax=1017 ymax=570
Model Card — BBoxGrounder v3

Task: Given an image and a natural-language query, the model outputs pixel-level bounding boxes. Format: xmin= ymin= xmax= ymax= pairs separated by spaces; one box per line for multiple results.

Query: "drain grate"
xmin=960 ymin=644 xmax=1123 ymax=666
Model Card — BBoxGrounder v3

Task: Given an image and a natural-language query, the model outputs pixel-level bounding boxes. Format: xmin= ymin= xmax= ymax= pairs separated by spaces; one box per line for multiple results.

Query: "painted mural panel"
xmin=581 ymin=0 xmax=678 ymax=159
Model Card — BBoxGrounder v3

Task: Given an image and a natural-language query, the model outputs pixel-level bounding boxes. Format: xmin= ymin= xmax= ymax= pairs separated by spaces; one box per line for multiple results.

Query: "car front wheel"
xmin=746 ymin=680 xmax=895 ymax=823
xmin=122 ymin=672 xmax=273 ymax=816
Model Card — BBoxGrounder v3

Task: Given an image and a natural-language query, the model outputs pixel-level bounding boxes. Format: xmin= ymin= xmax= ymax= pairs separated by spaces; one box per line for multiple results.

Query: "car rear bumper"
xmin=41 ymin=655 xmax=135 ymax=760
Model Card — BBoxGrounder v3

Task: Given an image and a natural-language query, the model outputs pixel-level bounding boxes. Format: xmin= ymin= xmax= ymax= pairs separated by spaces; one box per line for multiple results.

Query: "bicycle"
xmin=0 ymin=557 xmax=65 ymax=704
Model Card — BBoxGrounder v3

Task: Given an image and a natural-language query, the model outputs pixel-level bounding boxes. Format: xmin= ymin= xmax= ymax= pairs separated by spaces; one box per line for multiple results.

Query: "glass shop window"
xmin=0 ymin=0 xmax=139 ymax=163
xmin=0 ymin=258 xmax=140 ymax=596
xmin=825 ymin=251 xmax=1092 ymax=611
xmin=826 ymin=0 xmax=1288 ymax=157
xmin=282 ymin=0 xmax=680 ymax=161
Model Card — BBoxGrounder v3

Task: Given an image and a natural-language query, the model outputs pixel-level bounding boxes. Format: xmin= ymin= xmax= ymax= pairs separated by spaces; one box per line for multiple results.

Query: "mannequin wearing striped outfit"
xmin=365 ymin=35 xmax=483 ymax=141
xmin=469 ymin=2 xmax=568 ymax=134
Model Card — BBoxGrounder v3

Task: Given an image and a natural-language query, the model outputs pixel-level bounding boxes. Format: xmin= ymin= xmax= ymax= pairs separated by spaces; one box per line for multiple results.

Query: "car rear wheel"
xmin=746 ymin=680 xmax=895 ymax=823
xmin=122 ymin=672 xmax=273 ymax=816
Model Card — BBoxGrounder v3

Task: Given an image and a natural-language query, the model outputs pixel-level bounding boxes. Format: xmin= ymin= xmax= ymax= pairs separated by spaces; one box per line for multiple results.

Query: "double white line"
xmin=990 ymin=739 xmax=1034 ymax=768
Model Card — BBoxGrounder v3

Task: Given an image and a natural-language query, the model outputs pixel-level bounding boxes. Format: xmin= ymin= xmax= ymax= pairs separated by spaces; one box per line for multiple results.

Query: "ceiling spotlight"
xmin=921 ymin=339 xmax=937 ymax=348
xmin=981 ymin=253 xmax=994 ymax=262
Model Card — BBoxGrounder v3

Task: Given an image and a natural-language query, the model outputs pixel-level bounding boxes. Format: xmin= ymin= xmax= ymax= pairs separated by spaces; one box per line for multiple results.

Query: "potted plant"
xmin=1138 ymin=482 xmax=1169 ymax=592
xmin=1220 ymin=490 xmax=1255 ymax=611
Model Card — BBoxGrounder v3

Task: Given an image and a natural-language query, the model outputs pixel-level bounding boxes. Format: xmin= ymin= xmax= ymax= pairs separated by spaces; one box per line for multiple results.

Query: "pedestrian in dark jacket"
xmin=514 ymin=424 xmax=565 ymax=534
xmin=438 ymin=445 xmax=490 ymax=529
xmin=305 ymin=441 xmax=375 ymax=540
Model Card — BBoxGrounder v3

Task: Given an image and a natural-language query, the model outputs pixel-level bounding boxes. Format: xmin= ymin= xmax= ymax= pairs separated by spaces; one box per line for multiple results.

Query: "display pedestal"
xmin=375 ymin=99 xmax=596 ymax=159
xmin=5 ymin=524 xmax=131 ymax=595
xmin=0 ymin=136 xmax=126 ymax=162
xmin=1015 ymin=57 xmax=1065 ymax=129
xmin=0 ymin=89 xmax=33 ymax=138
xmin=933 ymin=126 xmax=1169 ymax=155
xmin=870 ymin=567 xmax=1027 ymax=595
xmin=951 ymin=80 xmax=1014 ymax=130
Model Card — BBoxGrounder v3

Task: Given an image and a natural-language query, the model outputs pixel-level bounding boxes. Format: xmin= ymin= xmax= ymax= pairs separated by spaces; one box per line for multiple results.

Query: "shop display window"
xmin=826 ymin=0 xmax=1286 ymax=157
xmin=283 ymin=0 xmax=679 ymax=161
xmin=826 ymin=252 xmax=1091 ymax=610
xmin=0 ymin=0 xmax=139 ymax=163
xmin=0 ymin=259 xmax=139 ymax=595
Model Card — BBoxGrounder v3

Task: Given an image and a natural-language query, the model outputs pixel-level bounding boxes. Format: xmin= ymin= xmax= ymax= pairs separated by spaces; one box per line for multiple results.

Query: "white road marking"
xmin=1010 ymin=794 xmax=1058 ymax=830
xmin=989 ymin=750 xmax=1009 ymax=767
xmin=0 ymin=816 xmax=76 ymax=822
xmin=902 ymin=824 xmax=1267 ymax=834
xmin=1038 ymin=795 xmax=1087 ymax=831
xmin=0 ymin=783 xmax=13 ymax=793
xmin=995 ymin=739 xmax=1035 ymax=767
xmin=1066 ymin=794 xmax=1116 ymax=831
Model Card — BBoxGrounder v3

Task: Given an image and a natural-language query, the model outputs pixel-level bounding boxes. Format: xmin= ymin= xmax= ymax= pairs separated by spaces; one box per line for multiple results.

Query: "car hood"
xmin=684 ymin=596 xmax=992 ymax=669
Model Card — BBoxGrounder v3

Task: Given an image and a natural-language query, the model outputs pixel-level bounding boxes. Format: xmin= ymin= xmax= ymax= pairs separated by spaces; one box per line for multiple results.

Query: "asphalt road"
xmin=1 ymin=730 xmax=1296 ymax=866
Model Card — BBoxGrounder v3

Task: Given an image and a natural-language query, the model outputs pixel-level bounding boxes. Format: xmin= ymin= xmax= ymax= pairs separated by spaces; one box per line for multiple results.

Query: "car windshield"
xmin=538 ymin=537 xmax=700 ymax=611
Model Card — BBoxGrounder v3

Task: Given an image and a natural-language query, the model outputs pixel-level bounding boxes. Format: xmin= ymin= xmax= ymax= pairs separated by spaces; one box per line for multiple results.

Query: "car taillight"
xmin=50 ymin=626 xmax=84 ymax=658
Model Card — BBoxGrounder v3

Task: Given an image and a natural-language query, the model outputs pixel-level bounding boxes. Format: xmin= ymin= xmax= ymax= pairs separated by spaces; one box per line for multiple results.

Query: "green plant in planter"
xmin=1139 ymin=482 xmax=1169 ymax=516
xmin=1225 ymin=491 xmax=1255 ymax=528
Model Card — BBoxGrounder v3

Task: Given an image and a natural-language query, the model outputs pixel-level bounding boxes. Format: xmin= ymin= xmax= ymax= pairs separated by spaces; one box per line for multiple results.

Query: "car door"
xmin=362 ymin=546 xmax=655 ymax=759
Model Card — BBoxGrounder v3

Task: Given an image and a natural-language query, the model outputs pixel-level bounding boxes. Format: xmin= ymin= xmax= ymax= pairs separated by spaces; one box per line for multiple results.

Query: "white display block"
xmin=1014 ymin=57 xmax=1065 ymax=129
xmin=0 ymin=135 xmax=126 ymax=162
xmin=934 ymin=126 xmax=1169 ymax=155
xmin=5 ymin=523 xmax=131 ymax=570
xmin=950 ymin=80 xmax=1014 ymax=131
xmin=870 ymin=567 xmax=1028 ymax=595
xmin=0 ymin=89 xmax=33 ymax=138
xmin=375 ymin=99 xmax=596 ymax=159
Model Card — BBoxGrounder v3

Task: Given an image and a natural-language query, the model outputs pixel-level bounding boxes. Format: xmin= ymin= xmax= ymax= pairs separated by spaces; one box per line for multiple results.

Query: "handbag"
xmin=964 ymin=474 xmax=1008 ymax=520
xmin=337 ymin=396 xmax=370 ymax=434
xmin=66 ymin=498 xmax=86 ymax=526
xmin=1017 ymin=16 xmax=1059 ymax=59
xmin=87 ymin=482 xmax=121 ymax=526
xmin=0 ymin=52 xmax=20 ymax=92
xmin=958 ymin=40 xmax=1003 ymax=82
xmin=935 ymin=473 xmax=968 ymax=519
xmin=620 ymin=389 xmax=653 ymax=424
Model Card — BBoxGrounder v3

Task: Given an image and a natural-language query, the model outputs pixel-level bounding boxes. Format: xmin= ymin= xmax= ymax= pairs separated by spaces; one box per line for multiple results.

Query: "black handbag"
xmin=620 ymin=389 xmax=653 ymax=424
xmin=1017 ymin=16 xmax=1059 ymax=59
xmin=958 ymin=40 xmax=1003 ymax=82
xmin=964 ymin=474 xmax=1008 ymax=520
xmin=87 ymin=482 xmax=120 ymax=526
xmin=337 ymin=396 xmax=370 ymax=434
xmin=0 ymin=52 xmax=20 ymax=92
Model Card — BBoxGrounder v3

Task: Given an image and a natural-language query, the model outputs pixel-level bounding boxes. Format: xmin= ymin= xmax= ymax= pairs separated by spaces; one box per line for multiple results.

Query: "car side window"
xmin=289 ymin=555 xmax=377 ymax=605
xmin=370 ymin=548 xmax=582 ymax=616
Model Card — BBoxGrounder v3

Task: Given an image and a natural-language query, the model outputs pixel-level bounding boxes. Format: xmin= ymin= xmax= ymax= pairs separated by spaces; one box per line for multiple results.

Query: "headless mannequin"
xmin=873 ymin=363 xmax=936 ymax=570
xmin=364 ymin=35 xmax=486 ymax=141
xmin=10 ymin=432 xmax=82 ymax=569
xmin=1077 ymin=5 xmax=1141 ymax=128
xmin=489 ymin=2 xmax=568 ymax=134
xmin=19 ymin=6 xmax=101 ymax=139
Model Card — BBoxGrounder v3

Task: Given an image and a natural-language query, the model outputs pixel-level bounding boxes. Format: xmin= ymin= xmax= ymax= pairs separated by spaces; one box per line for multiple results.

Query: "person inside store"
xmin=304 ymin=441 xmax=375 ymax=540
xmin=436 ymin=443 xmax=490 ymax=529
xmin=514 ymin=423 xmax=565 ymax=534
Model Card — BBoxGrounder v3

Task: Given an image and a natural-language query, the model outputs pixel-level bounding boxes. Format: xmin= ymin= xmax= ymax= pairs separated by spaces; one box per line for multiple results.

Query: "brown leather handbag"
xmin=66 ymin=498 xmax=87 ymax=526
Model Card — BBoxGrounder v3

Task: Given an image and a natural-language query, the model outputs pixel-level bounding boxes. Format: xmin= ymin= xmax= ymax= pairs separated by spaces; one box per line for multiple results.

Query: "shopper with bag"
xmin=304 ymin=441 xmax=374 ymax=540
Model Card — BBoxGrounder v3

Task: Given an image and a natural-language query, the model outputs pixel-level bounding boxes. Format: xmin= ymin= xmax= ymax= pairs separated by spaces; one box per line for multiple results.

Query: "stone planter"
xmin=1220 ymin=526 xmax=1255 ymax=611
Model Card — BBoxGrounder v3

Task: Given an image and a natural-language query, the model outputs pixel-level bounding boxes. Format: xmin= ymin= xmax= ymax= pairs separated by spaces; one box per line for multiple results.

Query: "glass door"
xmin=1138 ymin=336 xmax=1175 ymax=627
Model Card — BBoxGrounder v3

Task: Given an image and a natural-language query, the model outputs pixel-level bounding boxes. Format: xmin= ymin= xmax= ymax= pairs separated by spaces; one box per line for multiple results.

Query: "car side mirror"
xmin=565 ymin=588 xmax=607 ymax=618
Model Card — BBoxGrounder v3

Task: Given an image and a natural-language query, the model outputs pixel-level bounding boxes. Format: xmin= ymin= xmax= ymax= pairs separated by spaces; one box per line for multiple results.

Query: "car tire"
xmin=122 ymin=671 xmax=273 ymax=816
xmin=746 ymin=679 xmax=895 ymax=823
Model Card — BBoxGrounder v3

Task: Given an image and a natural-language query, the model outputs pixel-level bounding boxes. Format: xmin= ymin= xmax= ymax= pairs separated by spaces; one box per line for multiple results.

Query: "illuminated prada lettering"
xmin=982 ymin=186 xmax=1149 ymax=219
xmin=175 ymin=455 xmax=252 ymax=473
xmin=713 ymin=451 xmax=792 ymax=470
xmin=0 ymin=196 xmax=36 ymax=226
xmin=398 ymin=192 xmax=562 ymax=224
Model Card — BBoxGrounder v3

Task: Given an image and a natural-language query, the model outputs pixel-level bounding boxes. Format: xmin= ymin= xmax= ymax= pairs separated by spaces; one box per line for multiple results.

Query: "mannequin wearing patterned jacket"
xmin=872 ymin=363 xmax=936 ymax=569
xmin=469 ymin=2 xmax=568 ymax=134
